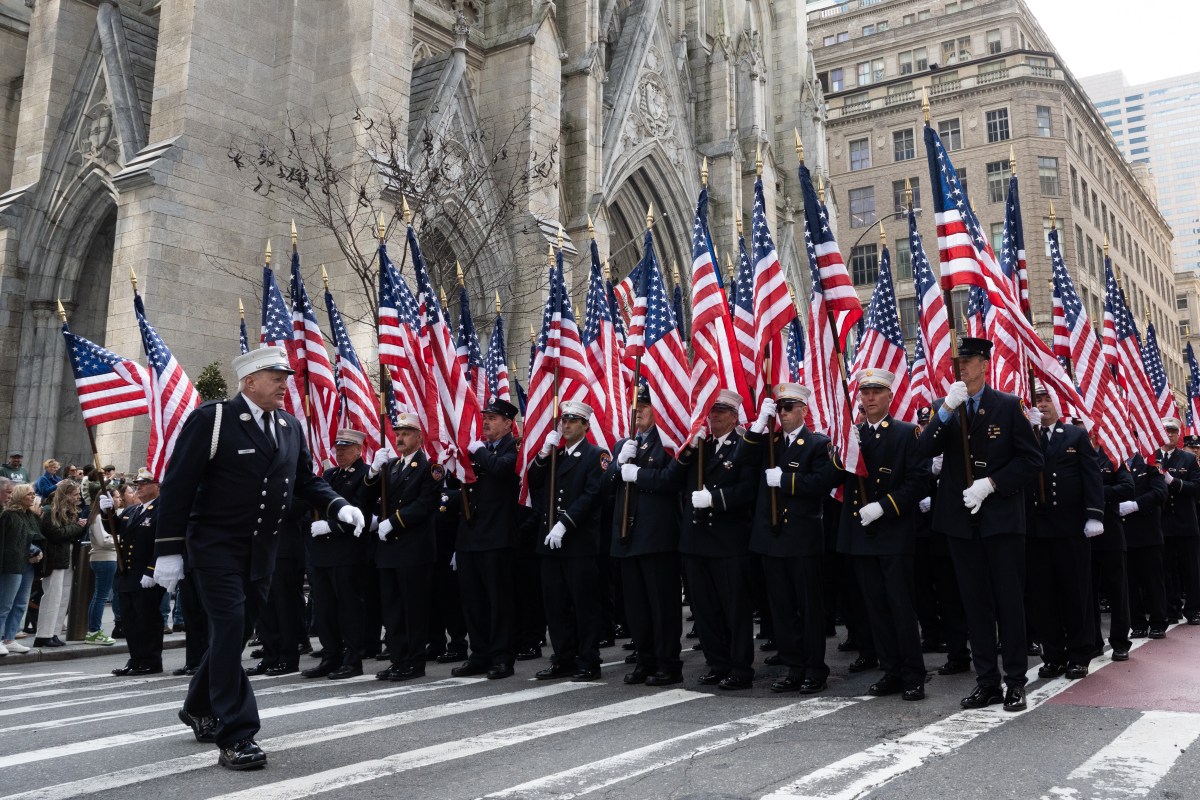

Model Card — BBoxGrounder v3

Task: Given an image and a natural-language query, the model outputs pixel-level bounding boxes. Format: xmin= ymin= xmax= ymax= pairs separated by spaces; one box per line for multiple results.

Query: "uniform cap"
xmin=334 ymin=429 xmax=365 ymax=446
xmin=482 ymin=399 xmax=519 ymax=420
xmin=712 ymin=389 xmax=743 ymax=412
xmin=560 ymin=400 xmax=593 ymax=420
xmin=774 ymin=383 xmax=812 ymax=404
xmin=635 ymin=384 xmax=652 ymax=405
xmin=233 ymin=345 xmax=294 ymax=380
xmin=1162 ymin=417 xmax=1181 ymax=431
xmin=854 ymin=369 xmax=895 ymax=391
xmin=394 ymin=413 xmax=421 ymax=431
xmin=133 ymin=467 xmax=157 ymax=484
xmin=957 ymin=337 xmax=993 ymax=359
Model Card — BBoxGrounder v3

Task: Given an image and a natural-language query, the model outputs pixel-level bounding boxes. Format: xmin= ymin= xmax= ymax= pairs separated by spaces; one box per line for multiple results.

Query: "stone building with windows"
xmin=0 ymin=0 xmax=825 ymax=470
xmin=808 ymin=0 xmax=1182 ymax=395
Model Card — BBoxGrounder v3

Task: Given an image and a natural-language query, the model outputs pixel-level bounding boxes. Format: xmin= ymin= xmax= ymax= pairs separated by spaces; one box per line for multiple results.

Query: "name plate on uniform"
xmin=238 ymin=448 xmax=255 ymax=455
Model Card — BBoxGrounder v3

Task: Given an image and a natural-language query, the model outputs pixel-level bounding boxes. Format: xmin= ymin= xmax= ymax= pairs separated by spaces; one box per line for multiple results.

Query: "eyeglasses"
xmin=777 ymin=401 xmax=802 ymax=412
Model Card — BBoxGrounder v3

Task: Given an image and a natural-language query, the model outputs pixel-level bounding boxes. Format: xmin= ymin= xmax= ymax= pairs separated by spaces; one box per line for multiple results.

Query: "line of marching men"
xmin=115 ymin=335 xmax=1199 ymax=715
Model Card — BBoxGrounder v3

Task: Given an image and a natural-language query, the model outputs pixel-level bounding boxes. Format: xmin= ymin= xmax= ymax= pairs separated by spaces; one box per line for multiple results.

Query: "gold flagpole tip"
xmin=817 ymin=175 xmax=826 ymax=204
xmin=794 ymin=129 xmax=804 ymax=163
xmin=587 ymin=214 xmax=595 ymax=239
xmin=378 ymin=211 xmax=386 ymax=240
xmin=1049 ymin=201 xmax=1056 ymax=230
xmin=494 ymin=291 xmax=502 ymax=314
xmin=921 ymin=87 xmax=930 ymax=124
xmin=1009 ymin=145 xmax=1017 ymax=175
xmin=321 ymin=264 xmax=329 ymax=290
xmin=726 ymin=256 xmax=735 ymax=283
xmin=672 ymin=262 xmax=681 ymax=285
xmin=129 ymin=267 xmax=138 ymax=292
xmin=878 ymin=219 xmax=887 ymax=245
xmin=645 ymin=204 xmax=655 ymax=230
xmin=755 ymin=144 xmax=763 ymax=177
xmin=401 ymin=195 xmax=412 ymax=225
xmin=557 ymin=224 xmax=565 ymax=249
xmin=290 ymin=219 xmax=297 ymax=247
xmin=56 ymin=298 xmax=67 ymax=323
xmin=439 ymin=287 xmax=448 ymax=306
xmin=264 ymin=239 xmax=272 ymax=265
xmin=606 ymin=259 xmax=614 ymax=282
xmin=1104 ymin=235 xmax=1109 ymax=256
xmin=529 ymin=324 xmax=536 ymax=344
xmin=547 ymin=244 xmax=555 ymax=267
xmin=700 ymin=156 xmax=709 ymax=187
xmin=904 ymin=176 xmax=913 ymax=208
xmin=238 ymin=298 xmax=245 ymax=317
xmin=456 ymin=261 xmax=465 ymax=287
xmin=736 ymin=215 xmax=743 ymax=236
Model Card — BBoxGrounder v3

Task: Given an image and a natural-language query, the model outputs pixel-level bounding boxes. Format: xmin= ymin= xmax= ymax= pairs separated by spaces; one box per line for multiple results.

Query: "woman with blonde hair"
xmin=34 ymin=479 xmax=83 ymax=647
xmin=33 ymin=459 xmax=61 ymax=499
xmin=0 ymin=483 xmax=45 ymax=653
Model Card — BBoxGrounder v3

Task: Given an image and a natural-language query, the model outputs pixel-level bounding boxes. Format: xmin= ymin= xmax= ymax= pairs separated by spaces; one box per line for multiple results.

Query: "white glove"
xmin=99 ymin=494 xmax=114 ymax=512
xmin=1084 ymin=520 xmax=1104 ymax=538
xmin=468 ymin=439 xmax=486 ymax=454
xmin=692 ymin=488 xmax=713 ymax=509
xmin=139 ymin=575 xmax=155 ymax=590
xmin=919 ymin=496 xmax=932 ymax=513
xmin=765 ymin=467 xmax=782 ymax=488
xmin=1118 ymin=500 xmax=1138 ymax=517
xmin=541 ymin=430 xmax=562 ymax=456
xmin=859 ymin=501 xmax=884 ymax=527
xmin=544 ymin=521 xmax=566 ymax=549
xmin=962 ymin=479 xmax=995 ymax=514
xmin=369 ymin=448 xmax=389 ymax=477
xmin=692 ymin=429 xmax=707 ymax=449
xmin=1163 ymin=470 xmax=1175 ymax=486
xmin=337 ymin=504 xmax=365 ymax=537
xmin=370 ymin=514 xmax=379 ymax=532
xmin=1026 ymin=408 xmax=1043 ymax=426
xmin=450 ymin=552 xmax=457 ymax=571
xmin=152 ymin=554 xmax=184 ymax=594
xmin=944 ymin=381 xmax=969 ymax=411
xmin=621 ymin=464 xmax=640 ymax=483
xmin=617 ymin=439 xmax=638 ymax=465
xmin=931 ymin=455 xmax=943 ymax=476
xmin=752 ymin=399 xmax=777 ymax=434
xmin=378 ymin=518 xmax=394 ymax=540
xmin=310 ymin=520 xmax=332 ymax=537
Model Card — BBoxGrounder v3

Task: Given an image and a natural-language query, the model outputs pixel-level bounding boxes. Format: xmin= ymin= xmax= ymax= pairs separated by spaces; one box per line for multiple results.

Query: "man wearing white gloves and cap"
xmin=153 ymin=345 xmax=365 ymax=771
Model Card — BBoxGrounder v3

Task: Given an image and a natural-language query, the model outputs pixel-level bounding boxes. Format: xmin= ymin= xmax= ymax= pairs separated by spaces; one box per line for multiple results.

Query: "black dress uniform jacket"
xmin=673 ymin=433 xmax=758 ymax=557
xmin=457 ymin=434 xmax=521 ymax=552
xmin=309 ymin=459 xmax=368 ymax=568
xmin=114 ymin=501 xmax=159 ymax=592
xmin=359 ymin=450 xmax=440 ymax=568
xmin=740 ymin=426 xmax=838 ymax=557
xmin=918 ymin=387 xmax=1043 ymax=537
xmin=1123 ymin=455 xmax=1169 ymax=548
xmin=155 ymin=395 xmax=348 ymax=581
xmin=605 ymin=427 xmax=680 ymax=557
xmin=1027 ymin=423 xmax=1104 ymax=538
xmin=528 ymin=440 xmax=607 ymax=557
xmin=1094 ymin=450 xmax=1136 ymax=552
xmin=837 ymin=416 xmax=930 ymax=556
xmin=1154 ymin=448 xmax=1200 ymax=539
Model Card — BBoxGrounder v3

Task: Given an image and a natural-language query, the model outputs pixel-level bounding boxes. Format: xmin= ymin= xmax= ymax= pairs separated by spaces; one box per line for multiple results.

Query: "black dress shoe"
xmin=837 ymin=638 xmax=859 ymax=652
xmin=516 ymin=646 xmax=543 ymax=661
xmin=244 ymin=662 xmax=271 ymax=676
xmin=375 ymin=666 xmax=398 ymax=680
xmin=759 ymin=639 xmax=777 ymax=652
xmin=1038 ymin=663 xmax=1066 ymax=679
xmin=763 ymin=654 xmax=783 ymax=666
xmin=33 ymin=637 xmax=58 ymax=648
xmin=535 ymin=664 xmax=574 ymax=680
xmin=624 ymin=668 xmax=648 ymax=685
xmin=718 ymin=674 xmax=752 ymax=690
xmin=613 ymin=624 xmax=629 ymax=639
xmin=328 ymin=664 xmax=363 ymax=680
xmin=218 ymin=737 xmax=267 ymax=771
xmin=451 ymin=662 xmax=490 ymax=677
xmin=697 ymin=671 xmax=725 ymax=686
xmin=868 ymin=677 xmax=903 ymax=696
xmin=436 ymin=650 xmax=468 ymax=664
xmin=172 ymin=666 xmax=197 ymax=676
xmin=250 ymin=648 xmax=265 ymax=659
xmin=645 ymin=671 xmax=683 ymax=687
xmin=302 ymin=662 xmax=337 ymax=678
xmin=622 ymin=641 xmax=637 ymax=650
xmin=937 ymin=660 xmax=971 ymax=675
xmin=571 ymin=668 xmax=601 ymax=682
xmin=1003 ymin=684 xmax=1027 ymax=711
xmin=1065 ymin=663 xmax=1089 ymax=679
xmin=178 ymin=708 xmax=217 ymax=743
xmin=50 ymin=635 xmax=65 ymax=647
xmin=389 ymin=666 xmax=426 ymax=681
xmin=129 ymin=665 xmax=163 ymax=675
xmin=921 ymin=640 xmax=947 ymax=653
xmin=248 ymin=637 xmax=263 ymax=647
xmin=847 ymin=656 xmax=878 ymax=673
xmin=1111 ymin=649 xmax=1130 ymax=662
xmin=265 ymin=664 xmax=298 ymax=676
xmin=960 ymin=684 xmax=1004 ymax=709
xmin=902 ymin=686 xmax=926 ymax=701
xmin=770 ymin=675 xmax=803 ymax=693
xmin=1130 ymin=628 xmax=1148 ymax=638
xmin=111 ymin=665 xmax=134 ymax=676
xmin=1148 ymin=628 xmax=1167 ymax=639
xmin=798 ymin=677 xmax=827 ymax=694
xmin=487 ymin=665 xmax=515 ymax=680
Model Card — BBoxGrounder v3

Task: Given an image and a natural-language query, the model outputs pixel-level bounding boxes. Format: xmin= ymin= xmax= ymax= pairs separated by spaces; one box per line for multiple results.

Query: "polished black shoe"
xmin=129 ymin=665 xmax=163 ymax=675
xmin=770 ymin=675 xmax=803 ymax=693
xmin=178 ymin=708 xmax=217 ymax=743
xmin=50 ymin=635 xmax=66 ymax=646
xmin=697 ymin=670 xmax=725 ymax=686
xmin=763 ymin=654 xmax=783 ymax=667
xmin=902 ymin=685 xmax=926 ymax=701
xmin=960 ymin=684 xmax=1004 ymax=709
xmin=597 ymin=639 xmax=615 ymax=649
xmin=249 ymin=648 xmax=265 ymax=659
xmin=571 ymin=668 xmax=601 ymax=682
xmin=265 ymin=663 xmax=298 ymax=676
xmin=1003 ymin=685 xmax=1027 ymax=711
xmin=759 ymin=639 xmax=777 ymax=652
xmin=1189 ymin=613 xmax=1200 ymax=626
xmin=1148 ymin=628 xmax=1167 ymax=640
xmin=535 ymin=664 xmax=574 ymax=680
xmin=111 ymin=665 xmax=134 ymax=676
xmin=837 ymin=638 xmax=859 ymax=652
xmin=218 ymin=737 xmax=267 ymax=770
xmin=937 ymin=660 xmax=971 ymax=675
xmin=798 ymin=677 xmax=828 ymax=694
xmin=624 ymin=668 xmax=649 ymax=685
xmin=436 ymin=650 xmax=468 ymax=664
xmin=388 ymin=666 xmax=425 ymax=681
xmin=718 ymin=674 xmax=752 ymax=690
xmin=847 ymin=656 xmax=878 ymax=673
xmin=172 ymin=665 xmax=199 ymax=677
xmin=868 ymin=677 xmax=903 ymax=696
xmin=244 ymin=662 xmax=271 ymax=676
xmin=645 ymin=671 xmax=683 ymax=687
xmin=110 ymin=625 xmax=125 ymax=639
xmin=487 ymin=665 xmax=515 ymax=680
xmin=327 ymin=664 xmax=363 ymax=680
xmin=921 ymin=639 xmax=947 ymax=653
xmin=1065 ymin=663 xmax=1089 ymax=679
xmin=1111 ymin=649 xmax=1130 ymax=662
xmin=33 ymin=637 xmax=60 ymax=648
xmin=451 ymin=662 xmax=490 ymax=677
xmin=1038 ymin=662 xmax=1066 ymax=679
xmin=302 ymin=661 xmax=337 ymax=679
xmin=516 ymin=646 xmax=543 ymax=661
xmin=1130 ymin=628 xmax=1148 ymax=638
xmin=375 ymin=666 xmax=398 ymax=680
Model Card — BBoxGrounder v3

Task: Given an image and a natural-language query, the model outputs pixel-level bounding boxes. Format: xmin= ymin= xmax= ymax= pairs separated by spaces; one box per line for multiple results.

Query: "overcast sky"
xmin=1023 ymin=0 xmax=1196 ymax=85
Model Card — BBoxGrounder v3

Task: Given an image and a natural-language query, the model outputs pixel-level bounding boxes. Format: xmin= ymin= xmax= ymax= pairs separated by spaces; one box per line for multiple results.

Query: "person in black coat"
xmin=106 ymin=468 xmax=165 ymax=676
xmin=916 ymin=337 xmax=1042 ymax=713
xmin=452 ymin=399 xmax=521 ymax=680
xmin=740 ymin=383 xmax=840 ymax=694
xmin=1025 ymin=388 xmax=1105 ymax=679
xmin=153 ymin=347 xmax=363 ymax=770
xmin=527 ymin=399 xmax=609 ymax=681
xmin=671 ymin=389 xmax=759 ymax=690
xmin=359 ymin=413 xmax=441 ymax=682
xmin=1118 ymin=453 xmax=1170 ymax=638
xmin=247 ymin=504 xmax=308 ymax=676
xmin=303 ymin=429 xmax=369 ymax=680
xmin=607 ymin=386 xmax=683 ymax=687
xmin=1093 ymin=445 xmax=1136 ymax=661
xmin=837 ymin=370 xmax=931 ymax=700
xmin=1153 ymin=418 xmax=1200 ymax=625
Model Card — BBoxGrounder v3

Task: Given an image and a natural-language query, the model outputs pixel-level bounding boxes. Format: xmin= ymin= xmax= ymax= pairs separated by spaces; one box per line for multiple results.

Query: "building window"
xmin=1177 ymin=295 xmax=1189 ymax=310
xmin=903 ymin=12 xmax=916 ymax=24
xmin=849 ymin=138 xmax=871 ymax=171
xmin=863 ymin=23 xmax=875 ymax=36
xmin=919 ymin=9 xmax=932 ymax=20
xmin=1036 ymin=106 xmax=1052 ymax=137
xmin=823 ymin=34 xmax=837 ymax=46
xmin=830 ymin=68 xmax=844 ymax=91
xmin=898 ymin=296 xmax=918 ymax=339
xmin=986 ymin=160 xmax=1010 ymax=203
xmin=989 ymin=222 xmax=1004 ymax=254
xmin=986 ymin=28 xmax=1001 ymax=54
xmin=1086 ymin=236 xmax=1095 ymax=276
xmin=941 ymin=36 xmax=972 ymax=64
xmin=1070 ymin=166 xmax=1079 ymax=207
xmin=895 ymin=238 xmax=912 ymax=279
xmin=892 ymin=177 xmax=921 ymax=212
xmin=893 ymin=129 xmax=915 ymax=161
xmin=986 ymin=108 xmax=1010 ymax=142
xmin=1075 ymin=225 xmax=1085 ymax=273
xmin=898 ymin=47 xmax=928 ymax=74
xmin=857 ymin=58 xmax=884 ymax=85
xmin=1038 ymin=157 xmax=1059 ymax=196
xmin=938 ymin=118 xmax=962 ymax=150
xmin=850 ymin=244 xmax=879 ymax=284
xmin=849 ymin=187 xmax=877 ymax=228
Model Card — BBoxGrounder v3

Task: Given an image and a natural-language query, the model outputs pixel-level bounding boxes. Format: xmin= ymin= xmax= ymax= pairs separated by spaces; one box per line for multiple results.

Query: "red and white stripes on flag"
xmin=133 ymin=292 xmax=200 ymax=480
xmin=749 ymin=175 xmax=799 ymax=408
xmin=582 ymin=238 xmax=626 ymax=450
xmin=848 ymin=244 xmax=917 ymax=423
xmin=291 ymin=253 xmax=338 ymax=471
xmin=261 ymin=264 xmax=305 ymax=419
xmin=62 ymin=324 xmax=150 ymax=426
xmin=325 ymin=288 xmax=384 ymax=462
xmin=909 ymin=208 xmax=953 ymax=401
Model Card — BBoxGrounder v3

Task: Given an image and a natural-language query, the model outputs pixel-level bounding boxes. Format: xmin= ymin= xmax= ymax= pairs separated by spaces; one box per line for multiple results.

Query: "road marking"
xmin=1041 ymin=710 xmax=1200 ymax=800
xmin=0 ymin=672 xmax=81 ymax=683
xmin=0 ymin=682 xmax=595 ymax=800
xmin=208 ymin=689 xmax=708 ymax=800
xmin=482 ymin=696 xmax=870 ymax=800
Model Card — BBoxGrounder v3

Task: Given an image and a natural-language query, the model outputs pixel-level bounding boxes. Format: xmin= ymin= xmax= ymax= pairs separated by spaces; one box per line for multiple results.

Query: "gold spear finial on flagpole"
xmin=1104 ymin=234 xmax=1109 ymax=257
xmin=401 ymin=195 xmax=412 ymax=225
xmin=238 ymin=298 xmax=245 ymax=320
xmin=547 ymin=244 xmax=555 ymax=268
xmin=1049 ymin=201 xmax=1056 ymax=230
xmin=921 ymin=86 xmax=930 ymax=124
xmin=56 ymin=298 xmax=67 ymax=323
xmin=817 ymin=175 xmax=826 ymax=204
xmin=672 ymin=262 xmax=682 ymax=287
xmin=557 ymin=224 xmax=564 ymax=249
xmin=755 ymin=144 xmax=763 ymax=177
xmin=129 ymin=267 xmax=138 ymax=293
xmin=646 ymin=204 xmax=654 ymax=230
xmin=587 ymin=214 xmax=594 ymax=239
xmin=701 ymin=156 xmax=709 ymax=187
xmin=529 ymin=324 xmax=536 ymax=345
xmin=378 ymin=211 xmax=386 ymax=240
xmin=905 ymin=176 xmax=913 ymax=210
xmin=321 ymin=265 xmax=329 ymax=291
xmin=456 ymin=261 xmax=465 ymax=287
xmin=1009 ymin=145 xmax=1017 ymax=177
xmin=879 ymin=219 xmax=887 ymax=246
xmin=290 ymin=219 xmax=297 ymax=249
xmin=726 ymin=255 xmax=736 ymax=286
xmin=795 ymin=129 xmax=804 ymax=164
xmin=440 ymin=286 xmax=448 ymax=307
xmin=736 ymin=216 xmax=743 ymax=236
xmin=495 ymin=291 xmax=502 ymax=315
xmin=264 ymin=239 xmax=272 ymax=265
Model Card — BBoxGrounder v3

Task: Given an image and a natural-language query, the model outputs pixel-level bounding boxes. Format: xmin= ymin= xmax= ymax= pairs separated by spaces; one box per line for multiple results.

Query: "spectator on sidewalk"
xmin=33 ymin=460 xmax=62 ymax=499
xmin=0 ymin=453 xmax=29 ymax=484
xmin=34 ymin=479 xmax=83 ymax=647
xmin=85 ymin=485 xmax=120 ymax=646
xmin=1 ymin=482 xmax=44 ymax=653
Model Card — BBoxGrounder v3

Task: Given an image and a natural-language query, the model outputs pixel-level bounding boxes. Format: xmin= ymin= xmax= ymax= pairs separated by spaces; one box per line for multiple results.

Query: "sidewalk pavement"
xmin=1 ymin=632 xmax=187 ymax=665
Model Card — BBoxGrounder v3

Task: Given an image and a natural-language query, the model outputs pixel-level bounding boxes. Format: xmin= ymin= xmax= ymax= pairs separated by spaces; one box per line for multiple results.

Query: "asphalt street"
xmin=1 ymin=623 xmax=1198 ymax=800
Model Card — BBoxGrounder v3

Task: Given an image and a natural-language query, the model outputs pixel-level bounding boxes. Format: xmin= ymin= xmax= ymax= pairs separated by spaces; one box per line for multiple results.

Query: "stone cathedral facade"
xmin=0 ymin=0 xmax=825 ymax=470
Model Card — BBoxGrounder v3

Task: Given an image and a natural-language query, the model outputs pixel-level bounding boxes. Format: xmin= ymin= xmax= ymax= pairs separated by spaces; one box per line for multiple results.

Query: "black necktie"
xmin=1040 ymin=426 xmax=1050 ymax=450
xmin=967 ymin=397 xmax=977 ymax=420
xmin=262 ymin=412 xmax=277 ymax=451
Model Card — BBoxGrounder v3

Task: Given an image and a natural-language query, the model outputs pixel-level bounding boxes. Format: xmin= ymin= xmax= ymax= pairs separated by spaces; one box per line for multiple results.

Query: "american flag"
xmin=909 ymin=335 xmax=931 ymax=411
xmin=631 ymin=229 xmax=691 ymax=454
xmin=1049 ymin=227 xmax=1134 ymax=464
xmin=730 ymin=228 xmax=757 ymax=401
xmin=613 ymin=260 xmax=641 ymax=330
xmin=1141 ymin=321 xmax=1177 ymax=421
xmin=583 ymin=238 xmax=625 ymax=449
xmin=1102 ymin=256 xmax=1168 ymax=458
xmin=672 ymin=279 xmax=687 ymax=343
xmin=990 ymin=171 xmax=1030 ymax=400
xmin=798 ymin=165 xmax=862 ymax=348
xmin=786 ymin=315 xmax=805 ymax=383
xmin=61 ymin=324 xmax=149 ymax=426
xmin=966 ymin=285 xmax=988 ymax=338
xmin=607 ymin=272 xmax=633 ymax=406
xmin=261 ymin=265 xmax=305 ymax=416
xmin=378 ymin=241 xmax=440 ymax=453
xmin=909 ymin=208 xmax=953 ymax=399
xmin=407 ymin=226 xmax=481 ymax=482
xmin=324 ymin=288 xmax=383 ymax=461
xmin=291 ymin=254 xmax=338 ymax=470
xmin=750 ymin=175 xmax=799 ymax=407
xmin=1001 ymin=174 xmax=1031 ymax=320
xmin=1185 ymin=342 xmax=1200 ymax=438
xmin=456 ymin=285 xmax=488 ymax=407
xmin=238 ymin=316 xmax=249 ymax=355
xmin=799 ymin=165 xmax=864 ymax=477
xmin=484 ymin=311 xmax=510 ymax=404
xmin=688 ymin=185 xmax=752 ymax=439
xmin=133 ymin=292 xmax=199 ymax=480
xmin=849 ymin=244 xmax=917 ymax=423
xmin=923 ymin=123 xmax=1084 ymax=419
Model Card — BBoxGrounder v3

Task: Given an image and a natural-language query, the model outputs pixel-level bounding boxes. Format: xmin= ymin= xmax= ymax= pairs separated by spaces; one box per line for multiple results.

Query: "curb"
xmin=1 ymin=635 xmax=187 ymax=665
